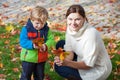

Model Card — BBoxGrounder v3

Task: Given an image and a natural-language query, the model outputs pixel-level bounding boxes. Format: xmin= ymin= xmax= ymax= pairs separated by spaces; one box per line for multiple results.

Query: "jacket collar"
xmin=26 ymin=19 xmax=49 ymax=32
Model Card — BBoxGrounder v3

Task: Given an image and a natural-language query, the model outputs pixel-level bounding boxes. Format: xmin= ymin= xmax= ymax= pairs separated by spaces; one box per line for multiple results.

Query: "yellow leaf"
xmin=60 ymin=52 xmax=69 ymax=61
xmin=60 ymin=53 xmax=65 ymax=61
xmin=116 ymin=61 xmax=120 ymax=65
xmin=5 ymin=24 xmax=14 ymax=32
xmin=54 ymin=36 xmax=60 ymax=42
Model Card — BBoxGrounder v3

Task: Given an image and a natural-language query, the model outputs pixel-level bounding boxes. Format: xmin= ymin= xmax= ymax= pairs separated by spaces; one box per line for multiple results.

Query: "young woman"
xmin=54 ymin=4 xmax=112 ymax=80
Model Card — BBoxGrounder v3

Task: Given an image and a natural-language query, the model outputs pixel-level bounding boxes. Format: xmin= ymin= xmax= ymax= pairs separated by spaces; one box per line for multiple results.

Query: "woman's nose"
xmin=71 ymin=20 xmax=76 ymax=24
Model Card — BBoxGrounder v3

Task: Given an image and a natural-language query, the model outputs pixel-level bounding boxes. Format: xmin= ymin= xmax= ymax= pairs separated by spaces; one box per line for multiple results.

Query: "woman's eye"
xmin=76 ymin=18 xmax=81 ymax=21
xmin=69 ymin=18 xmax=72 ymax=20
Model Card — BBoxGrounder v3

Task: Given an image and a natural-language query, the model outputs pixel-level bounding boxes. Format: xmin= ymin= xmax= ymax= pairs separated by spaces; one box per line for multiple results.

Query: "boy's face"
xmin=32 ymin=20 xmax=44 ymax=30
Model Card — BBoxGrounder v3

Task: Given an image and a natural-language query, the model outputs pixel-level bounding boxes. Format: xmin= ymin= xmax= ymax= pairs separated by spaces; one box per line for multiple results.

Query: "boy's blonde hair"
xmin=30 ymin=6 xmax=48 ymax=24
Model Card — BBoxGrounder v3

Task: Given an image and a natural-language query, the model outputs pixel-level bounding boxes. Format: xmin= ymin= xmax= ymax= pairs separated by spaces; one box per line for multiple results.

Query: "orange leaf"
xmin=48 ymin=60 xmax=54 ymax=68
xmin=0 ymin=63 xmax=3 ymax=68
xmin=52 ymin=48 xmax=69 ymax=60
xmin=13 ymin=68 xmax=19 ymax=72
xmin=74 ymin=0 xmax=80 ymax=2
xmin=52 ymin=48 xmax=63 ymax=56
xmin=4 ymin=40 xmax=10 ymax=44
xmin=109 ymin=0 xmax=117 ymax=3
xmin=48 ymin=8 xmax=53 ymax=11
xmin=96 ymin=27 xmax=103 ymax=32
xmin=0 ymin=20 xmax=5 ymax=26
xmin=2 ymin=3 xmax=9 ymax=8
xmin=55 ymin=7 xmax=62 ymax=10
xmin=32 ymin=38 xmax=44 ymax=47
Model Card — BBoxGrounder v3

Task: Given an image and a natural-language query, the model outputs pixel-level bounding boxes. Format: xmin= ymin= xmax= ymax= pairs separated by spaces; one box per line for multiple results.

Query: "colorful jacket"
xmin=20 ymin=19 xmax=55 ymax=63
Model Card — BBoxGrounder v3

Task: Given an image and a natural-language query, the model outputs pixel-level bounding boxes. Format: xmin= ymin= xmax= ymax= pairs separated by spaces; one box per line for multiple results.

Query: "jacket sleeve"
xmin=20 ymin=27 xmax=34 ymax=49
xmin=45 ymin=30 xmax=56 ymax=50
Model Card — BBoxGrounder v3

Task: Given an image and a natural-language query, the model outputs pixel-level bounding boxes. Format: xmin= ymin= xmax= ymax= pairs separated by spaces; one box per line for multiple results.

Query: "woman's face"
xmin=32 ymin=20 xmax=44 ymax=30
xmin=67 ymin=13 xmax=85 ymax=32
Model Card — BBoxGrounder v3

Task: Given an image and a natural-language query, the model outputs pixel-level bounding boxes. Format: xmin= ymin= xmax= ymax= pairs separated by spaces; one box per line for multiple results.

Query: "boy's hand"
xmin=39 ymin=44 xmax=47 ymax=52
xmin=33 ymin=43 xmax=39 ymax=49
xmin=33 ymin=43 xmax=47 ymax=52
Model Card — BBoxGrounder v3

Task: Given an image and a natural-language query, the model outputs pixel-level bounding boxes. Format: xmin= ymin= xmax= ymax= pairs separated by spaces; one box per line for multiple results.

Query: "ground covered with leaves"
xmin=0 ymin=0 xmax=120 ymax=80
xmin=0 ymin=22 xmax=120 ymax=80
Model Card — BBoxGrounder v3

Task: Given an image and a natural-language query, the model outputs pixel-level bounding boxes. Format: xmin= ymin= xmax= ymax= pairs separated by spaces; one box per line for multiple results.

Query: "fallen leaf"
xmin=0 ymin=63 xmax=3 ymax=68
xmin=5 ymin=24 xmax=14 ymax=32
xmin=13 ymin=68 xmax=19 ymax=72
xmin=52 ymin=48 xmax=69 ymax=60
xmin=52 ymin=48 xmax=63 ymax=56
xmin=48 ymin=8 xmax=53 ymax=11
xmin=96 ymin=27 xmax=103 ymax=32
xmin=109 ymin=0 xmax=117 ymax=3
xmin=10 ymin=29 xmax=17 ymax=35
xmin=4 ymin=40 xmax=10 ymax=44
xmin=74 ymin=0 xmax=80 ymax=2
xmin=11 ymin=57 xmax=19 ymax=62
xmin=116 ymin=61 xmax=120 ymax=65
xmin=0 ymin=74 xmax=6 ymax=78
xmin=54 ymin=36 xmax=60 ymax=42
xmin=2 ymin=3 xmax=9 ymax=8
xmin=32 ymin=38 xmax=44 ymax=47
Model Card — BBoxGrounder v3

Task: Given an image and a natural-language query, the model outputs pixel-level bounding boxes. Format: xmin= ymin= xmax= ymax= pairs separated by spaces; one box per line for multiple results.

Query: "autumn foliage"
xmin=51 ymin=48 xmax=69 ymax=61
xmin=32 ymin=38 xmax=44 ymax=47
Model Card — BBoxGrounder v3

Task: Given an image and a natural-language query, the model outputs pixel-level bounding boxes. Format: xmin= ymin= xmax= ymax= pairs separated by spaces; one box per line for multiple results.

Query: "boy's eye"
xmin=36 ymin=22 xmax=40 ymax=25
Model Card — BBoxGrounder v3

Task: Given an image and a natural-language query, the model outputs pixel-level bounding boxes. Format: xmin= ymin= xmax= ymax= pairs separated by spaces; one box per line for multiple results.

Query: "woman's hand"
xmin=54 ymin=56 xmax=70 ymax=66
xmin=54 ymin=56 xmax=63 ymax=66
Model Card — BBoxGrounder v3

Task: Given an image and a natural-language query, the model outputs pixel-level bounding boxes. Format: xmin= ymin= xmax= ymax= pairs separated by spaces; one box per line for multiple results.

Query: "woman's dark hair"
xmin=66 ymin=4 xmax=88 ymax=21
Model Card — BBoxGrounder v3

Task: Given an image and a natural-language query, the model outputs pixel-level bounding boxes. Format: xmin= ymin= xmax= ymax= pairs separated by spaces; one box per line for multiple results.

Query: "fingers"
xmin=39 ymin=44 xmax=47 ymax=52
xmin=33 ymin=44 xmax=39 ymax=49
xmin=54 ymin=56 xmax=63 ymax=66
xmin=42 ymin=44 xmax=47 ymax=51
xmin=33 ymin=43 xmax=48 ymax=52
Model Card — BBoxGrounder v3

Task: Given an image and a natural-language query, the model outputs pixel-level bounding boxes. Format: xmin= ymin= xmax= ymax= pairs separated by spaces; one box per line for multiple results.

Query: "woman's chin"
xmin=71 ymin=28 xmax=78 ymax=31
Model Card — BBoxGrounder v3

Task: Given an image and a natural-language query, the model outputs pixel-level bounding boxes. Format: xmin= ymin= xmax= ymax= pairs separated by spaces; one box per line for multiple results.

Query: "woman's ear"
xmin=85 ymin=17 xmax=88 ymax=22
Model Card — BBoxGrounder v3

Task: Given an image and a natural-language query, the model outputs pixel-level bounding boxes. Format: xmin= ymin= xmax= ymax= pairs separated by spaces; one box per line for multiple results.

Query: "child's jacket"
xmin=20 ymin=19 xmax=55 ymax=63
